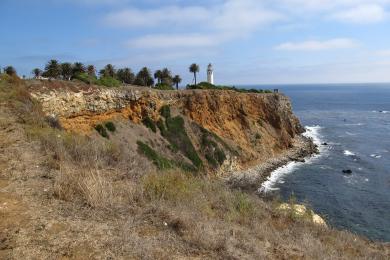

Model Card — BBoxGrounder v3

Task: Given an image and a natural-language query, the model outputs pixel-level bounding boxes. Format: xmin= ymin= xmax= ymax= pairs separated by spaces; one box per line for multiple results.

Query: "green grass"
xmin=142 ymin=116 xmax=157 ymax=133
xmin=156 ymin=119 xmax=167 ymax=135
xmin=73 ymin=73 xmax=97 ymax=85
xmin=96 ymin=76 xmax=121 ymax=88
xmin=160 ymin=105 xmax=171 ymax=119
xmin=164 ymin=116 xmax=203 ymax=169
xmin=137 ymin=141 xmax=174 ymax=170
xmin=186 ymin=82 xmax=273 ymax=94
xmin=105 ymin=122 xmax=116 ymax=132
xmin=154 ymin=83 xmax=174 ymax=90
xmin=200 ymin=130 xmax=226 ymax=168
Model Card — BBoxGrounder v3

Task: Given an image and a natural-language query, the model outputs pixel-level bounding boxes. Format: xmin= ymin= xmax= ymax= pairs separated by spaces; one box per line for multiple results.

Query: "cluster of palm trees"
xmin=153 ymin=68 xmax=182 ymax=90
xmin=3 ymin=61 xmax=204 ymax=90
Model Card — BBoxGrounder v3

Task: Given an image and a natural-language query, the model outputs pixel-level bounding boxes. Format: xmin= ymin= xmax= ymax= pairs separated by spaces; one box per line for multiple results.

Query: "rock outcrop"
xmin=29 ymin=81 xmax=308 ymax=171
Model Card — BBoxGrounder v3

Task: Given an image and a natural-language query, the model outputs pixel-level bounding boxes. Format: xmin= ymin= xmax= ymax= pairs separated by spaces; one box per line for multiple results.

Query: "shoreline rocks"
xmin=226 ymin=135 xmax=318 ymax=192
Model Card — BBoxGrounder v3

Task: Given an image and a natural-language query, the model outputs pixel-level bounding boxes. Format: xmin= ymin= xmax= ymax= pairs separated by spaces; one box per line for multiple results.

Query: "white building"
xmin=207 ymin=63 xmax=214 ymax=85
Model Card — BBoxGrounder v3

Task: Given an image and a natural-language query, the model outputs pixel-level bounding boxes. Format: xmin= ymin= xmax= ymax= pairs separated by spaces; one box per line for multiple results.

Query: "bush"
xmin=95 ymin=124 xmax=109 ymax=139
xmin=105 ymin=122 xmax=116 ymax=132
xmin=187 ymin=82 xmax=272 ymax=94
xmin=157 ymin=119 xmax=167 ymax=135
xmin=143 ymin=171 xmax=197 ymax=201
xmin=96 ymin=76 xmax=121 ymax=88
xmin=165 ymin=116 xmax=202 ymax=169
xmin=137 ymin=141 xmax=173 ymax=170
xmin=154 ymin=83 xmax=174 ymax=90
xmin=74 ymin=73 xmax=97 ymax=85
xmin=200 ymin=129 xmax=226 ymax=168
xmin=142 ymin=116 xmax=157 ymax=133
xmin=160 ymin=105 xmax=171 ymax=119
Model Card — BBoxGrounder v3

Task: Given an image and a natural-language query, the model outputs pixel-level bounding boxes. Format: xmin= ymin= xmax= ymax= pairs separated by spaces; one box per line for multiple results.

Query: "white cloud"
xmin=329 ymin=4 xmax=387 ymax=23
xmin=113 ymin=0 xmax=285 ymax=50
xmin=126 ymin=34 xmax=219 ymax=49
xmin=275 ymin=38 xmax=357 ymax=51
xmin=105 ymin=6 xmax=210 ymax=27
xmin=375 ymin=49 xmax=390 ymax=56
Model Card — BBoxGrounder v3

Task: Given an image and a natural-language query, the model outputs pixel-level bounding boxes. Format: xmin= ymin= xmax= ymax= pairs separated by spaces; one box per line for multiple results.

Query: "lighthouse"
xmin=207 ymin=63 xmax=214 ymax=85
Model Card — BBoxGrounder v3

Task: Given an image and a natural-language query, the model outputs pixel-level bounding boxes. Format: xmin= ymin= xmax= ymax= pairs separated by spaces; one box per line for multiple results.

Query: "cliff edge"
xmin=29 ymin=80 xmax=313 ymax=175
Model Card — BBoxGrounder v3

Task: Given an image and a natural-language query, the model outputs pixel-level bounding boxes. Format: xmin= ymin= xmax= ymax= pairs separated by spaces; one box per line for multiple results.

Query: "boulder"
xmin=342 ymin=169 xmax=352 ymax=174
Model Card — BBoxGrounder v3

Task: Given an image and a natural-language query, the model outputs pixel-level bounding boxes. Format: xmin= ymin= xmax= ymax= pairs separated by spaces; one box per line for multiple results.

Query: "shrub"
xmin=74 ymin=73 xmax=97 ymax=85
xmin=137 ymin=141 xmax=173 ymax=170
xmin=157 ymin=119 xmax=167 ymax=135
xmin=143 ymin=171 xmax=197 ymax=201
xmin=105 ymin=122 xmax=116 ymax=132
xmin=160 ymin=105 xmax=171 ymax=119
xmin=46 ymin=116 xmax=62 ymax=129
xmin=165 ymin=116 xmax=202 ymax=169
xmin=95 ymin=124 xmax=109 ymax=139
xmin=186 ymin=82 xmax=272 ymax=94
xmin=200 ymin=130 xmax=227 ymax=168
xmin=142 ymin=116 xmax=157 ymax=133
xmin=96 ymin=76 xmax=121 ymax=88
xmin=154 ymin=83 xmax=174 ymax=90
xmin=255 ymin=133 xmax=261 ymax=140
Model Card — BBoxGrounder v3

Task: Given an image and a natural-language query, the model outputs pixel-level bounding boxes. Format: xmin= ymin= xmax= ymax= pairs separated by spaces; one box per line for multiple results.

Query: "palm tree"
xmin=87 ymin=65 xmax=96 ymax=78
xmin=104 ymin=64 xmax=116 ymax=78
xmin=154 ymin=70 xmax=163 ymax=84
xmin=189 ymin=63 xmax=200 ymax=85
xmin=44 ymin=60 xmax=61 ymax=79
xmin=172 ymin=75 xmax=182 ymax=90
xmin=72 ymin=62 xmax=85 ymax=77
xmin=4 ymin=66 xmax=16 ymax=76
xmin=61 ymin=63 xmax=73 ymax=80
xmin=135 ymin=67 xmax=153 ymax=87
xmin=117 ymin=68 xmax=135 ymax=84
xmin=32 ymin=68 xmax=42 ymax=78
xmin=161 ymin=68 xmax=172 ymax=86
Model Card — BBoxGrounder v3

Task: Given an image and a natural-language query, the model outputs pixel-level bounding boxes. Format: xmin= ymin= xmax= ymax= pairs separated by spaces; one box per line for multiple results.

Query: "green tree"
xmin=161 ymin=68 xmax=173 ymax=86
xmin=103 ymin=64 xmax=116 ymax=78
xmin=189 ymin=63 xmax=200 ymax=85
xmin=117 ymin=68 xmax=135 ymax=84
xmin=154 ymin=70 xmax=163 ymax=84
xmin=44 ymin=60 xmax=61 ymax=79
xmin=32 ymin=68 xmax=42 ymax=78
xmin=72 ymin=62 xmax=86 ymax=77
xmin=135 ymin=67 xmax=153 ymax=87
xmin=87 ymin=65 xmax=96 ymax=78
xmin=172 ymin=75 xmax=182 ymax=90
xmin=4 ymin=66 xmax=17 ymax=76
xmin=61 ymin=63 xmax=73 ymax=80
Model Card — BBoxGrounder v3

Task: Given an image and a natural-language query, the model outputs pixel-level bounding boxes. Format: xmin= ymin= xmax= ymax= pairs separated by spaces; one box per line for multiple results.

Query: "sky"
xmin=1 ymin=0 xmax=390 ymax=85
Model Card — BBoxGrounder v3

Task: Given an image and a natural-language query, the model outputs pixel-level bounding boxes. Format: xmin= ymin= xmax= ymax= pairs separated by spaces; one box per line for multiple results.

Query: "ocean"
xmin=257 ymin=84 xmax=390 ymax=242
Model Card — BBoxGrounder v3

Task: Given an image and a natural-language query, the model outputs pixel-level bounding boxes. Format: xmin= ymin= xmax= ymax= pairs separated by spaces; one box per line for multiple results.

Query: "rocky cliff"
xmin=29 ymin=81 xmax=307 ymax=172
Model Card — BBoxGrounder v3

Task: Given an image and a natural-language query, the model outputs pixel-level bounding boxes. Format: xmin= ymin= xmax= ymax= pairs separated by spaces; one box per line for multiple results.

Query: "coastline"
xmin=227 ymin=129 xmax=319 ymax=193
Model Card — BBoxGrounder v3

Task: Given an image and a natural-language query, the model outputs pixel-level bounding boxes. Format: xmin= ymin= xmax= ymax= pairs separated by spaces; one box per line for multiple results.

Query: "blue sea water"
xmin=258 ymin=84 xmax=390 ymax=241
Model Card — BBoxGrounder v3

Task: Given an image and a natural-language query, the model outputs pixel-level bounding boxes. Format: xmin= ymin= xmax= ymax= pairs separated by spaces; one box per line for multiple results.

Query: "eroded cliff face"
xmin=29 ymin=81 xmax=304 ymax=170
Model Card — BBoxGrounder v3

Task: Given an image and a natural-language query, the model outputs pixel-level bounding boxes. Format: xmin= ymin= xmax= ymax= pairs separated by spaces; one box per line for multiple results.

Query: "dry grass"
xmin=1 ymin=76 xmax=389 ymax=259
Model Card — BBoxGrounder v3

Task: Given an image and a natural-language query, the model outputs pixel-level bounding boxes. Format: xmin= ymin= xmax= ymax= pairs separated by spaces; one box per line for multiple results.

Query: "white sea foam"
xmin=373 ymin=110 xmax=389 ymax=114
xmin=344 ymin=123 xmax=365 ymax=126
xmin=259 ymin=125 xmax=324 ymax=194
xmin=344 ymin=150 xmax=356 ymax=156
xmin=370 ymin=154 xmax=382 ymax=159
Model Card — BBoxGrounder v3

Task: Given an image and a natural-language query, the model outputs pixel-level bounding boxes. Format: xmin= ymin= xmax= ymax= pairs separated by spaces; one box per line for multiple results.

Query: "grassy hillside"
xmin=0 ymin=76 xmax=389 ymax=259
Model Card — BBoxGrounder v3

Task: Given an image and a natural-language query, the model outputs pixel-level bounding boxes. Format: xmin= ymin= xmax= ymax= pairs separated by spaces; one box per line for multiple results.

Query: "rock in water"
xmin=342 ymin=169 xmax=352 ymax=174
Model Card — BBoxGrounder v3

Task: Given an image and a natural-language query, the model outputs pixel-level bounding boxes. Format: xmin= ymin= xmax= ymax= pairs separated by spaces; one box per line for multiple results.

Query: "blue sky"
xmin=1 ymin=0 xmax=390 ymax=85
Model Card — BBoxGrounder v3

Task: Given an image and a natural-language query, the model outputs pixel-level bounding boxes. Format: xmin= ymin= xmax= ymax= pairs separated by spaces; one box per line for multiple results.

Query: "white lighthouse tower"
xmin=207 ymin=63 xmax=214 ymax=85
